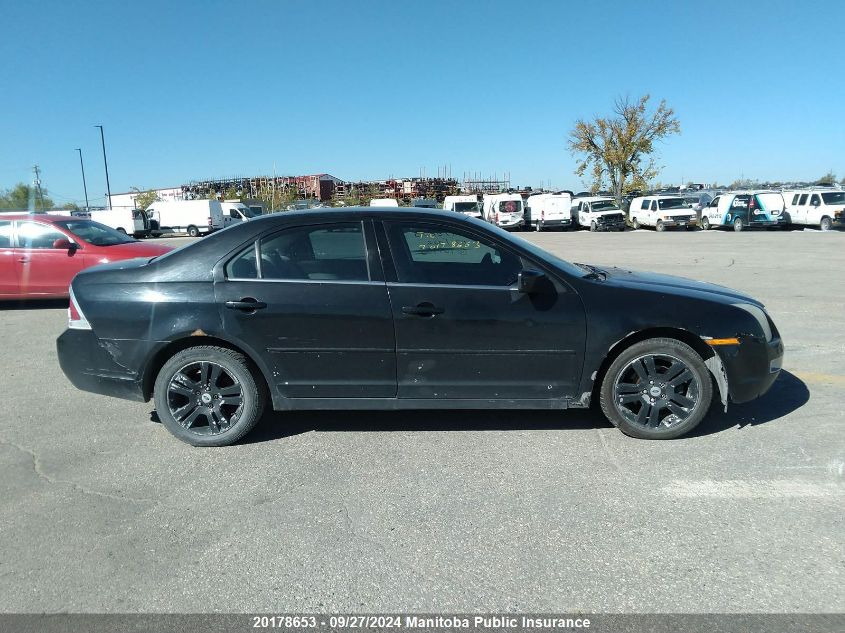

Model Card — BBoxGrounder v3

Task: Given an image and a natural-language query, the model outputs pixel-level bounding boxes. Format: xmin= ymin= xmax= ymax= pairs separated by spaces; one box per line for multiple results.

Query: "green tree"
xmin=62 ymin=202 xmax=80 ymax=211
xmin=130 ymin=187 xmax=159 ymax=210
xmin=816 ymin=171 xmax=837 ymax=186
xmin=568 ymin=95 xmax=680 ymax=204
xmin=0 ymin=182 xmax=55 ymax=210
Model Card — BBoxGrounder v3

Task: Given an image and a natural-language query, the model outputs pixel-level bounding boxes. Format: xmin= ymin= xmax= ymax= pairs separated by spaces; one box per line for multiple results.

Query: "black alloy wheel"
xmin=599 ymin=338 xmax=712 ymax=439
xmin=154 ymin=346 xmax=266 ymax=446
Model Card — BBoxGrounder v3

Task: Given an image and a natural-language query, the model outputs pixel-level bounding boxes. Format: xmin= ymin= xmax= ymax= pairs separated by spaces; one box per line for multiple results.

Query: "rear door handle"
xmin=225 ymin=298 xmax=267 ymax=311
xmin=401 ymin=303 xmax=444 ymax=317
xmin=18 ymin=257 xmax=30 ymax=264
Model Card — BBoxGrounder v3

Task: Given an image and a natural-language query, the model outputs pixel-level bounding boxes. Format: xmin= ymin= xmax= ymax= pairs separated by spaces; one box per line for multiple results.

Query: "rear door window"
xmin=798 ymin=194 xmax=808 ymax=205
xmin=250 ymin=222 xmax=369 ymax=281
xmin=0 ymin=221 xmax=12 ymax=247
xmin=640 ymin=200 xmax=650 ymax=210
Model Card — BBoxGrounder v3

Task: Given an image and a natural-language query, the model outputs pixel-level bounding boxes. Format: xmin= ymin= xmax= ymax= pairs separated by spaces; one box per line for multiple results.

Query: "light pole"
xmin=75 ymin=148 xmax=90 ymax=212
xmin=95 ymin=125 xmax=112 ymax=209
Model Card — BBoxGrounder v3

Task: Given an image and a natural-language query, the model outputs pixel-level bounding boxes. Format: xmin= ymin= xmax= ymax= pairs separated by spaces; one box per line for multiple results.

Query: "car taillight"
xmin=68 ymin=287 xmax=91 ymax=331
xmin=495 ymin=212 xmax=500 ymax=224
xmin=207 ymin=216 xmax=213 ymax=226
xmin=748 ymin=197 xmax=756 ymax=210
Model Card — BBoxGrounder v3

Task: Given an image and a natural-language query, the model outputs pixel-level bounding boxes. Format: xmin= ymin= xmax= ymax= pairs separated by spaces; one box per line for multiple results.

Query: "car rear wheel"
xmin=154 ymin=346 xmax=266 ymax=447
xmin=733 ymin=217 xmax=744 ymax=232
xmin=187 ymin=225 xmax=200 ymax=237
xmin=820 ymin=216 xmax=832 ymax=231
xmin=631 ymin=217 xmax=639 ymax=229
xmin=599 ymin=338 xmax=712 ymax=440
xmin=700 ymin=216 xmax=710 ymax=230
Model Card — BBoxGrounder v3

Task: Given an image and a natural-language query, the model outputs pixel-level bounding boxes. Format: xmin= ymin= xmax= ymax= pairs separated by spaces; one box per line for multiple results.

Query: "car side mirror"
xmin=517 ymin=269 xmax=546 ymax=294
xmin=53 ymin=238 xmax=75 ymax=250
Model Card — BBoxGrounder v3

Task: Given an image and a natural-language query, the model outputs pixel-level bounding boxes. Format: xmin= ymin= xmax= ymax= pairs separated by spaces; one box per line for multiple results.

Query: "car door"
xmin=379 ymin=219 xmax=586 ymax=400
xmin=216 ymin=219 xmax=396 ymax=399
xmin=706 ymin=196 xmax=721 ymax=224
xmin=807 ymin=194 xmax=822 ymax=225
xmin=16 ymin=220 xmax=86 ymax=296
xmin=0 ymin=220 xmax=18 ymax=296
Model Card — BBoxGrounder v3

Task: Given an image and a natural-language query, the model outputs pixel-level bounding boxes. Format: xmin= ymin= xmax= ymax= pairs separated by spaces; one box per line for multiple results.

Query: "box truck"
xmin=145 ymin=200 xmax=227 ymax=237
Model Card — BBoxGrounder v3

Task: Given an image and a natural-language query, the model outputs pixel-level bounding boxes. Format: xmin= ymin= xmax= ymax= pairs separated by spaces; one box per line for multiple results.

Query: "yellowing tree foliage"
xmin=568 ymin=95 xmax=680 ymax=203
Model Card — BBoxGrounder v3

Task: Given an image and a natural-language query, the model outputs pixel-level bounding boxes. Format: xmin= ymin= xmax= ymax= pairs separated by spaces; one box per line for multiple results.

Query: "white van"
xmin=221 ymin=201 xmax=259 ymax=225
xmin=700 ymin=191 xmax=786 ymax=231
xmin=571 ymin=196 xmax=626 ymax=231
xmin=89 ymin=208 xmax=153 ymax=237
xmin=442 ymin=195 xmax=481 ymax=218
xmin=525 ymin=192 xmax=573 ymax=231
xmin=482 ymin=193 xmax=524 ymax=230
xmin=145 ymin=200 xmax=227 ymax=237
xmin=628 ymin=195 xmax=697 ymax=231
xmin=369 ymin=198 xmax=400 ymax=208
xmin=781 ymin=189 xmax=845 ymax=231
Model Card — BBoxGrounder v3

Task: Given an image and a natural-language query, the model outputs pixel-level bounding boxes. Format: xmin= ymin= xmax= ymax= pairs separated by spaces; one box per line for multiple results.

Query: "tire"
xmin=733 ymin=217 xmax=744 ymax=232
xmin=599 ymin=337 xmax=712 ymax=440
xmin=700 ymin=216 xmax=710 ymax=230
xmin=631 ymin=217 xmax=640 ymax=230
xmin=590 ymin=220 xmax=597 ymax=232
xmin=187 ymin=225 xmax=200 ymax=238
xmin=153 ymin=346 xmax=267 ymax=447
xmin=656 ymin=220 xmax=665 ymax=232
xmin=820 ymin=216 xmax=832 ymax=232
xmin=536 ymin=221 xmax=543 ymax=232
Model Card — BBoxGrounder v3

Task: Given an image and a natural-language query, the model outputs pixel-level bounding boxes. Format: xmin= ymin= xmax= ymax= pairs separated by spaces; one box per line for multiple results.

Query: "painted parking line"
xmin=662 ymin=479 xmax=843 ymax=499
xmin=791 ymin=371 xmax=845 ymax=386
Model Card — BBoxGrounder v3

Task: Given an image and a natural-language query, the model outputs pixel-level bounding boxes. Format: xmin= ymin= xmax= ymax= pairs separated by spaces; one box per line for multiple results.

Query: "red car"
xmin=0 ymin=214 xmax=173 ymax=299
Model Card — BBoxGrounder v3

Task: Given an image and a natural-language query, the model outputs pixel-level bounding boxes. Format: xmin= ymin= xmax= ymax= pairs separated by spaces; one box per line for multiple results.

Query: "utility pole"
xmin=95 ymin=125 xmax=112 ymax=209
xmin=75 ymin=149 xmax=90 ymax=212
xmin=32 ymin=165 xmax=45 ymax=211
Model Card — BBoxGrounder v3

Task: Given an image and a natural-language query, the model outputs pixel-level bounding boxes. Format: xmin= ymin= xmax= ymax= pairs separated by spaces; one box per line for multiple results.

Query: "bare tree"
xmin=569 ymin=95 xmax=680 ymax=204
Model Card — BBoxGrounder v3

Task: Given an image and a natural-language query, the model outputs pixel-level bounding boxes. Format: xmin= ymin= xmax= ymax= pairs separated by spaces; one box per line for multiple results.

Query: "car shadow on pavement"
xmin=0 ymin=299 xmax=67 ymax=310
xmin=242 ymin=406 xmax=614 ymax=444
xmin=688 ymin=370 xmax=809 ymax=438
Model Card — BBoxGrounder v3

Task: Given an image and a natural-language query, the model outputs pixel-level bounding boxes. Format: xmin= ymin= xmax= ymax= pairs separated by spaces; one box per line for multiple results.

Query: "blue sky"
xmin=1 ymin=0 xmax=843 ymax=205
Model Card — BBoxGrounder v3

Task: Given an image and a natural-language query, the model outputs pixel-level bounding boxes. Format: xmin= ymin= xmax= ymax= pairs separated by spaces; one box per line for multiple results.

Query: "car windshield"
xmin=658 ymin=198 xmax=688 ymax=210
xmin=454 ymin=202 xmax=479 ymax=213
xmin=239 ymin=207 xmax=259 ymax=218
xmin=821 ymin=192 xmax=845 ymax=205
xmin=591 ymin=200 xmax=620 ymax=211
xmin=55 ymin=220 xmax=137 ymax=246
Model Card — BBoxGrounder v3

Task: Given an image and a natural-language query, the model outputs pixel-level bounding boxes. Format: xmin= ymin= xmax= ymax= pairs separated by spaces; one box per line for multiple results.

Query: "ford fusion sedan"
xmin=57 ymin=208 xmax=783 ymax=446
xmin=0 ymin=214 xmax=172 ymax=299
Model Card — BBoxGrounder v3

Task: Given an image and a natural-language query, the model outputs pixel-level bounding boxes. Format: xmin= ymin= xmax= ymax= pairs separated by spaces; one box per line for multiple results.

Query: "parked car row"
xmin=437 ymin=188 xmax=845 ymax=233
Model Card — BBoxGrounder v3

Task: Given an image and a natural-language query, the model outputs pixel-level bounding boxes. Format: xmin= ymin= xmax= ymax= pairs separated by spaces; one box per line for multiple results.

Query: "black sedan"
xmin=57 ymin=208 xmax=784 ymax=446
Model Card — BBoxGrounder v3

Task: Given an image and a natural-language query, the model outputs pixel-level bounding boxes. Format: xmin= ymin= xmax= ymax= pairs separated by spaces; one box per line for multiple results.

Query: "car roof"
xmin=0 ymin=212 xmax=77 ymax=222
xmin=245 ymin=206 xmax=473 ymax=224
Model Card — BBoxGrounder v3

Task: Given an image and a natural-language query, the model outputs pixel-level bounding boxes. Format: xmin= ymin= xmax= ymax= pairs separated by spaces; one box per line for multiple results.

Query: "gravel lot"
xmin=0 ymin=228 xmax=842 ymax=613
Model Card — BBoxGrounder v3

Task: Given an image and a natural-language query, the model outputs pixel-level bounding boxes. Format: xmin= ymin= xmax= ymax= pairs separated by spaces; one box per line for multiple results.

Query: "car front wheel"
xmin=820 ymin=216 xmax=832 ymax=231
xmin=700 ymin=216 xmax=710 ymax=230
xmin=599 ymin=338 xmax=712 ymax=440
xmin=154 ymin=346 xmax=267 ymax=446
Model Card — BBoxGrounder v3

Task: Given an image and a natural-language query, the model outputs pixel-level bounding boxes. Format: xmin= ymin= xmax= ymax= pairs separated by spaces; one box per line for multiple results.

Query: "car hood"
xmin=601 ymin=267 xmax=762 ymax=307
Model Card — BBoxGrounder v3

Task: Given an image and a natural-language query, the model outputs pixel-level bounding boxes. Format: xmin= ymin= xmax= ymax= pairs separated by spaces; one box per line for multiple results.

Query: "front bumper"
xmin=595 ymin=219 xmax=626 ymax=231
xmin=660 ymin=218 xmax=697 ymax=227
xmin=57 ymin=329 xmax=147 ymax=402
xmin=716 ymin=335 xmax=784 ymax=404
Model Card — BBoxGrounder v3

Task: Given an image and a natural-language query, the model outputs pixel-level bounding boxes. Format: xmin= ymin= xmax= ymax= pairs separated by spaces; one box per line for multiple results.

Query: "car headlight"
xmin=732 ymin=303 xmax=772 ymax=341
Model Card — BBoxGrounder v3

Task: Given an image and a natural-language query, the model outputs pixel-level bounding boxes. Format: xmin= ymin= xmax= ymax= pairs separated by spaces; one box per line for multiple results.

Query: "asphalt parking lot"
xmin=1 ymin=228 xmax=842 ymax=614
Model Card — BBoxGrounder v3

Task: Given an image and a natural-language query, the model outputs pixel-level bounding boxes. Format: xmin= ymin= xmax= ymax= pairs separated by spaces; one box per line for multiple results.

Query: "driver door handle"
xmin=401 ymin=303 xmax=444 ymax=317
xmin=225 ymin=298 xmax=267 ymax=311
